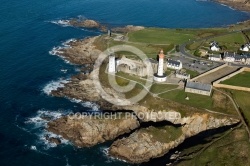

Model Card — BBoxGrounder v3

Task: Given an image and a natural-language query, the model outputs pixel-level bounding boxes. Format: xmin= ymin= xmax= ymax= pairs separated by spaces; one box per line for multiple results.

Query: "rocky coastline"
xmin=214 ymin=0 xmax=250 ymax=12
xmin=109 ymin=114 xmax=239 ymax=163
xmin=47 ymin=35 xmax=241 ymax=164
xmin=47 ymin=113 xmax=140 ymax=147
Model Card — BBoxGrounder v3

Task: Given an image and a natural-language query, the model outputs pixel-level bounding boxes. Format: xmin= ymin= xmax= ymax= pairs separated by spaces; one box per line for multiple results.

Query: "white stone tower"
xmin=157 ymin=49 xmax=164 ymax=76
xmin=154 ymin=49 xmax=167 ymax=82
xmin=108 ymin=54 xmax=116 ymax=73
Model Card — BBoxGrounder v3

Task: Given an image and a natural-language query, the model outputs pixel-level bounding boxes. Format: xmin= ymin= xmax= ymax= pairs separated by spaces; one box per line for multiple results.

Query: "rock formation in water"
xmin=66 ymin=18 xmax=107 ymax=31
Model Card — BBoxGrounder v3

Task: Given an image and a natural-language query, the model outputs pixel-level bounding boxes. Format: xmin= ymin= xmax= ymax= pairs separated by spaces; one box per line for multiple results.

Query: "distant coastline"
xmin=214 ymin=0 xmax=250 ymax=13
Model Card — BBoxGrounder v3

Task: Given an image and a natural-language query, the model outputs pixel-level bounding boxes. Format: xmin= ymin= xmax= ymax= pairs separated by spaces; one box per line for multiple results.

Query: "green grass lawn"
xmin=108 ymin=40 xmax=174 ymax=59
xmin=139 ymin=125 xmax=182 ymax=143
xmin=221 ymin=71 xmax=250 ymax=88
xmin=128 ymin=28 xmax=229 ymax=45
xmin=128 ymin=28 xmax=197 ymax=44
xmin=184 ymin=68 xmax=200 ymax=78
xmin=186 ymin=41 xmax=204 ymax=50
xmin=159 ymin=89 xmax=213 ymax=110
xmin=186 ymin=32 xmax=246 ymax=52
xmin=209 ymin=32 xmax=245 ymax=44
xmin=230 ymin=90 xmax=250 ymax=127
xmin=149 ymin=84 xmax=178 ymax=94
xmin=116 ymin=71 xmax=147 ymax=85
xmin=244 ymin=30 xmax=250 ymax=39
xmin=178 ymin=126 xmax=250 ymax=166
xmin=159 ymin=89 xmax=236 ymax=115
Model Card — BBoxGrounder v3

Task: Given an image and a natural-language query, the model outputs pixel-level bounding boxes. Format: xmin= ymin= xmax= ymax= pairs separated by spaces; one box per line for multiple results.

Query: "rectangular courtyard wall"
xmin=213 ymin=67 xmax=250 ymax=92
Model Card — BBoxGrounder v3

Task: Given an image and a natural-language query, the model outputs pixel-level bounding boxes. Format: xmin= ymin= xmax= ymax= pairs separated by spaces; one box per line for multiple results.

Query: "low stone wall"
xmin=213 ymin=84 xmax=250 ymax=92
xmin=185 ymin=87 xmax=211 ymax=96
xmin=213 ymin=67 xmax=250 ymax=92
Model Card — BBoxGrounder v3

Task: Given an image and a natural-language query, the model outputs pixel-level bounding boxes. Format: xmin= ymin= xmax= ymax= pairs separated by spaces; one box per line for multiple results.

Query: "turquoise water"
xmin=0 ymin=0 xmax=249 ymax=165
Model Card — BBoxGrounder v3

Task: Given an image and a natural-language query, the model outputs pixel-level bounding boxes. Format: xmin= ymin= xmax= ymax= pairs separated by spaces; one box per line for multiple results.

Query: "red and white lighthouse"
xmin=157 ymin=49 xmax=165 ymax=76
xmin=154 ymin=49 xmax=167 ymax=82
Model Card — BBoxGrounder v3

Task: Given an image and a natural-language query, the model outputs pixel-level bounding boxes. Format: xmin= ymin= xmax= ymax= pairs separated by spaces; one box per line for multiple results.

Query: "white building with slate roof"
xmin=167 ymin=59 xmax=183 ymax=70
xmin=240 ymin=43 xmax=250 ymax=52
xmin=185 ymin=81 xmax=212 ymax=96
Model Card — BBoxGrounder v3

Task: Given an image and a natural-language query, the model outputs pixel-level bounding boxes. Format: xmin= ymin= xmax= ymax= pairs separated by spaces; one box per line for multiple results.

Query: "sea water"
xmin=0 ymin=0 xmax=249 ymax=165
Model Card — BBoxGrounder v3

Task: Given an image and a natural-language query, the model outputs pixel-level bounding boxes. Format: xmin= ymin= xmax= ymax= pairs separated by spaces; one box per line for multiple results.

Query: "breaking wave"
xmin=25 ymin=109 xmax=72 ymax=149
xmin=49 ymin=19 xmax=70 ymax=27
xmin=42 ymin=78 xmax=70 ymax=95
xmin=70 ymin=98 xmax=100 ymax=111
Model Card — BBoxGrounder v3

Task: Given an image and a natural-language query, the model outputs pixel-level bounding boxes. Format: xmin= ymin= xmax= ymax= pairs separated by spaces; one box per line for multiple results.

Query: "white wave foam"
xmin=50 ymin=20 xmax=70 ymax=27
xmin=42 ymin=78 xmax=70 ymax=95
xmin=25 ymin=109 xmax=69 ymax=129
xmin=81 ymin=101 xmax=100 ymax=111
xmin=49 ymin=46 xmax=64 ymax=56
xmin=74 ymin=68 xmax=81 ymax=72
xmin=69 ymin=98 xmax=100 ymax=111
xmin=38 ymin=130 xmax=71 ymax=150
xmin=49 ymin=41 xmax=74 ymax=64
xmin=220 ymin=3 xmax=235 ymax=10
xmin=100 ymin=146 xmax=124 ymax=163
xmin=101 ymin=147 xmax=109 ymax=156
xmin=70 ymin=98 xmax=82 ymax=103
xmin=61 ymin=69 xmax=68 ymax=73
xmin=30 ymin=145 xmax=37 ymax=151
xmin=26 ymin=109 xmax=72 ymax=149
xmin=62 ymin=38 xmax=76 ymax=47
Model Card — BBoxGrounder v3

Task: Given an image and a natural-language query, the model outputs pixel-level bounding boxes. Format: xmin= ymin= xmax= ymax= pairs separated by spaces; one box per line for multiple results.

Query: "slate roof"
xmin=186 ymin=81 xmax=212 ymax=92
xmin=210 ymin=41 xmax=218 ymax=46
xmin=209 ymin=54 xmax=221 ymax=58
xmin=210 ymin=43 xmax=219 ymax=48
xmin=223 ymin=52 xmax=240 ymax=58
xmin=235 ymin=55 xmax=245 ymax=60
xmin=167 ymin=60 xmax=181 ymax=66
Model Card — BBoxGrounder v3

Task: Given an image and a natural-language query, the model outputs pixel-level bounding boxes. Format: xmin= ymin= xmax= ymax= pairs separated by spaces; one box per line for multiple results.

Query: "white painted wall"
xmin=108 ymin=55 xmax=116 ymax=73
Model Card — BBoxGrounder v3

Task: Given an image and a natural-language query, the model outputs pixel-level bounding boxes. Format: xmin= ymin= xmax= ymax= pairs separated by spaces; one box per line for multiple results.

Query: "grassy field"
xmin=186 ymin=32 xmax=246 ymax=52
xmin=149 ymin=83 xmax=178 ymax=94
xmin=221 ymin=71 xmax=250 ymax=88
xmin=159 ymin=89 xmax=236 ymax=115
xmin=116 ymin=71 xmax=147 ymax=85
xmin=230 ymin=90 xmax=250 ymax=127
xmin=186 ymin=41 xmax=205 ymax=50
xmin=209 ymin=32 xmax=245 ymax=44
xmin=139 ymin=125 xmax=182 ymax=143
xmin=178 ymin=82 xmax=250 ymax=166
xmin=206 ymin=32 xmax=246 ymax=52
xmin=177 ymin=126 xmax=250 ymax=166
xmin=184 ymin=68 xmax=200 ymax=78
xmin=128 ymin=28 xmax=228 ymax=45
xmin=95 ymin=36 xmax=175 ymax=59
xmin=244 ymin=30 xmax=250 ymax=39
xmin=159 ymin=89 xmax=213 ymax=110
